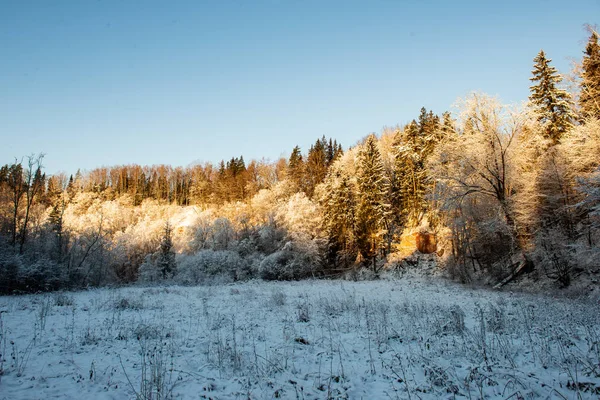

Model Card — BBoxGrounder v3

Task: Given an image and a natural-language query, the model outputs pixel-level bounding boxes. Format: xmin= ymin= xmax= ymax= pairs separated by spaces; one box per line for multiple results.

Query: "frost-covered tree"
xmin=448 ymin=94 xmax=521 ymax=234
xmin=355 ymin=135 xmax=391 ymax=270
xmin=392 ymin=109 xmax=442 ymax=228
xmin=579 ymin=31 xmax=600 ymax=120
xmin=577 ymin=165 xmax=600 ymax=250
xmin=440 ymin=111 xmax=456 ymax=136
xmin=140 ymin=221 xmax=177 ymax=281
xmin=319 ymin=169 xmax=357 ymax=268
xmin=429 ymin=94 xmax=525 ymax=277
xmin=529 ymin=50 xmax=574 ymax=142
xmin=394 ymin=121 xmax=426 ymax=226
xmin=48 ymin=194 xmax=69 ymax=263
xmin=560 ymin=117 xmax=600 ymax=240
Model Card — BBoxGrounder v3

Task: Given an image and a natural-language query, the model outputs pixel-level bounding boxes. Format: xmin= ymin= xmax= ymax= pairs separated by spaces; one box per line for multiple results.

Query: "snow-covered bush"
xmin=18 ymin=258 xmax=66 ymax=291
xmin=176 ymin=250 xmax=244 ymax=284
xmin=138 ymin=254 xmax=163 ymax=283
xmin=258 ymin=246 xmax=315 ymax=281
xmin=255 ymin=224 xmax=285 ymax=254
xmin=209 ymin=218 xmax=236 ymax=251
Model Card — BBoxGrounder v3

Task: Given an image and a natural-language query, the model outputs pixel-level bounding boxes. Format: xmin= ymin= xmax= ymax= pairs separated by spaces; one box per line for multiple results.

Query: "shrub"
xmin=258 ymin=249 xmax=315 ymax=281
xmin=176 ymin=250 xmax=244 ymax=284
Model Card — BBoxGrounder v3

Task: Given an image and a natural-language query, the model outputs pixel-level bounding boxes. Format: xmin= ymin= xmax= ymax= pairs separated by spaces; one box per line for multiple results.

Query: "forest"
xmin=1 ymin=31 xmax=599 ymax=294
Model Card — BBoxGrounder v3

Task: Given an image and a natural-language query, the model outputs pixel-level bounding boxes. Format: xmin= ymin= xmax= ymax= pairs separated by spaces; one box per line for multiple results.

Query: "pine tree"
xmin=355 ymin=135 xmax=390 ymax=271
xmin=529 ymin=50 xmax=574 ymax=142
xmin=579 ymin=31 xmax=600 ymax=120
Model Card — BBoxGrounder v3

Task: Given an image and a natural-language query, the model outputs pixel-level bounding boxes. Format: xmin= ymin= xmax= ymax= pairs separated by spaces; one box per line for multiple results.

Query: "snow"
xmin=1 ymin=278 xmax=599 ymax=399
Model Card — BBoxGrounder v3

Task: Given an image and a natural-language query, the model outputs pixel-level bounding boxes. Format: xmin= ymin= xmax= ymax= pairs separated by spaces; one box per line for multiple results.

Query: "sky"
xmin=1 ymin=0 xmax=598 ymax=175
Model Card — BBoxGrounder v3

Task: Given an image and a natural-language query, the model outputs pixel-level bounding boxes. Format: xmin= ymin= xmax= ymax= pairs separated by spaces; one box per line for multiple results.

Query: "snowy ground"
xmin=1 ymin=278 xmax=599 ymax=399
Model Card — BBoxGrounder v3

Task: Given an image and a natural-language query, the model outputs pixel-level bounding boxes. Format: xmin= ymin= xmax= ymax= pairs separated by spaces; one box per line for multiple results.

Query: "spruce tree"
xmin=325 ymin=138 xmax=343 ymax=166
xmin=321 ymin=171 xmax=357 ymax=268
xmin=394 ymin=121 xmax=427 ymax=226
xmin=529 ymin=50 xmax=574 ymax=142
xmin=305 ymin=138 xmax=327 ymax=197
xmin=355 ymin=135 xmax=390 ymax=271
xmin=48 ymin=196 xmax=67 ymax=263
xmin=440 ymin=111 xmax=455 ymax=136
xmin=157 ymin=221 xmax=176 ymax=279
xmin=288 ymin=145 xmax=305 ymax=191
xmin=579 ymin=31 xmax=600 ymax=120
xmin=66 ymin=174 xmax=75 ymax=198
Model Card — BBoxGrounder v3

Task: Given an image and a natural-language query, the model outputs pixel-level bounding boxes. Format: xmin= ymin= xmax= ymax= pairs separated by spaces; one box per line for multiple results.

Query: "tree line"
xmin=0 ymin=29 xmax=598 ymax=293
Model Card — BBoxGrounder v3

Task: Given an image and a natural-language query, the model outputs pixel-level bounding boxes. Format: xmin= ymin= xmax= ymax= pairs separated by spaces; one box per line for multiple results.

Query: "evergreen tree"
xmin=215 ymin=160 xmax=228 ymax=202
xmin=394 ymin=121 xmax=427 ymax=226
xmin=321 ymin=171 xmax=357 ymax=268
xmin=305 ymin=138 xmax=328 ymax=197
xmin=224 ymin=156 xmax=247 ymax=201
xmin=288 ymin=145 xmax=305 ymax=191
xmin=66 ymin=174 xmax=75 ymax=198
xmin=529 ymin=50 xmax=574 ymax=142
xmin=157 ymin=221 xmax=176 ymax=279
xmin=579 ymin=31 xmax=600 ymax=120
xmin=325 ymin=138 xmax=343 ymax=166
xmin=355 ymin=135 xmax=390 ymax=271
xmin=418 ymin=107 xmax=440 ymax=144
xmin=391 ymin=109 xmax=444 ymax=228
xmin=48 ymin=195 xmax=67 ymax=263
xmin=440 ymin=111 xmax=456 ymax=136
xmin=46 ymin=175 xmax=62 ymax=201
xmin=388 ymin=130 xmax=405 ymax=229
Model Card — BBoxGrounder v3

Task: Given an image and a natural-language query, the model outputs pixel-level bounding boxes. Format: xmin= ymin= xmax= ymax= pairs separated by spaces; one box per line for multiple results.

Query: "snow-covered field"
xmin=1 ymin=278 xmax=599 ymax=399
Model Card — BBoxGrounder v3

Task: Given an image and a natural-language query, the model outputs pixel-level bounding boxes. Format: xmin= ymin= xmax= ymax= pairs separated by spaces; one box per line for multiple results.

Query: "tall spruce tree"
xmin=356 ymin=135 xmax=390 ymax=271
xmin=394 ymin=120 xmax=427 ymax=226
xmin=321 ymin=171 xmax=357 ymax=268
xmin=48 ymin=195 xmax=67 ymax=263
xmin=288 ymin=145 xmax=305 ymax=192
xmin=529 ymin=50 xmax=574 ymax=142
xmin=579 ymin=31 xmax=600 ymax=120
xmin=325 ymin=138 xmax=343 ymax=165
xmin=305 ymin=138 xmax=328 ymax=198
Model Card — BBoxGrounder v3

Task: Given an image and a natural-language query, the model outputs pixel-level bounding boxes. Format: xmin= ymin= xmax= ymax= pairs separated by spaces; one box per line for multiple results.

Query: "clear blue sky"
xmin=1 ymin=1 xmax=598 ymax=175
